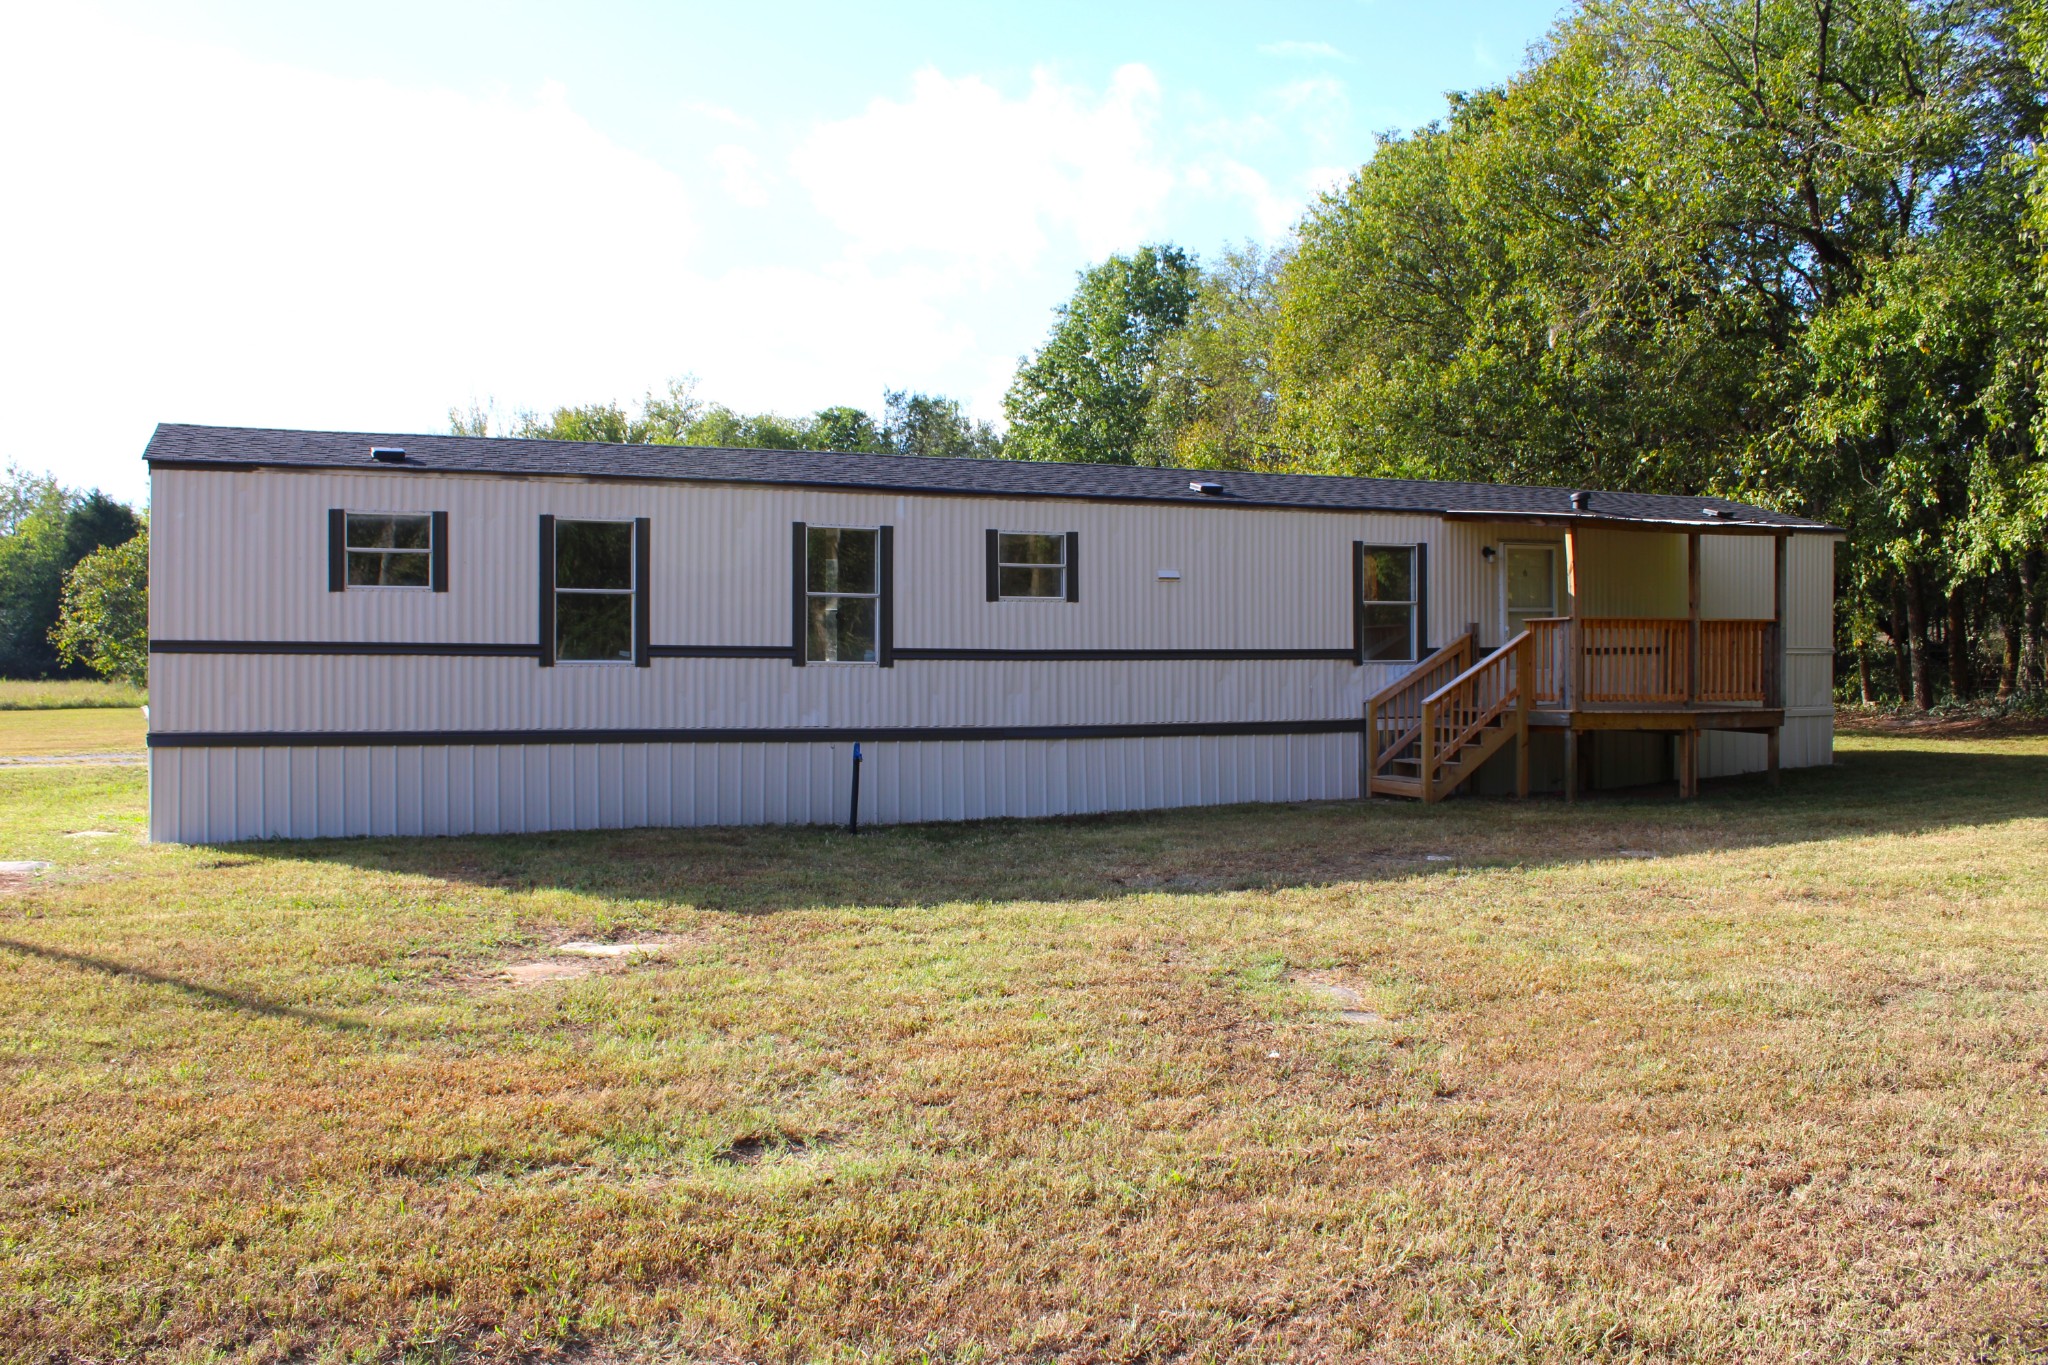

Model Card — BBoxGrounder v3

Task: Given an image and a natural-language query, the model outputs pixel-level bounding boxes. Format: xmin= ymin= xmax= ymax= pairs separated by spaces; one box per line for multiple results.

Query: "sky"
xmin=0 ymin=0 xmax=1567 ymax=505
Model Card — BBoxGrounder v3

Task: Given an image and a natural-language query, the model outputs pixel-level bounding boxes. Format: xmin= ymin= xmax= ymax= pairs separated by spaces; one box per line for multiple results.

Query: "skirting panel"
xmin=148 ymin=732 xmax=1364 ymax=844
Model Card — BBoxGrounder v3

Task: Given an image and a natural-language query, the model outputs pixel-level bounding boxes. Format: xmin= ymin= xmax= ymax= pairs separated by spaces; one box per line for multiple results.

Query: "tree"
xmin=1143 ymin=243 xmax=1290 ymax=469
xmin=884 ymin=390 xmax=1003 ymax=458
xmin=1004 ymin=244 xmax=1201 ymax=463
xmin=52 ymin=529 xmax=148 ymax=687
xmin=0 ymin=469 xmax=77 ymax=677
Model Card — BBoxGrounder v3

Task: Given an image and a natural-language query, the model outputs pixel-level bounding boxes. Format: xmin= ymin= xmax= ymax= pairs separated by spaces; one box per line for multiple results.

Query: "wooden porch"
xmin=1365 ymin=528 xmax=1791 ymax=802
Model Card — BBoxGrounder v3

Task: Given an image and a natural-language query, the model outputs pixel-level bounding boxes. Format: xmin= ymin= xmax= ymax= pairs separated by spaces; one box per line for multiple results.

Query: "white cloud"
xmin=790 ymin=64 xmax=1177 ymax=268
xmin=1258 ymin=40 xmax=1350 ymax=61
xmin=683 ymin=99 xmax=757 ymax=131
xmin=711 ymin=144 xmax=771 ymax=206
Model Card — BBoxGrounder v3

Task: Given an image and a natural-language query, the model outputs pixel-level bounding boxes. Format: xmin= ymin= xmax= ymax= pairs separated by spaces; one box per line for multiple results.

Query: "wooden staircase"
xmin=1366 ymin=630 xmax=1532 ymax=802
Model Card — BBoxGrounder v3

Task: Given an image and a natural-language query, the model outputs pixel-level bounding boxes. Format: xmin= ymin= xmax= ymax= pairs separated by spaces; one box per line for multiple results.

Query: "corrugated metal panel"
xmin=150 ymin=733 xmax=1364 ymax=844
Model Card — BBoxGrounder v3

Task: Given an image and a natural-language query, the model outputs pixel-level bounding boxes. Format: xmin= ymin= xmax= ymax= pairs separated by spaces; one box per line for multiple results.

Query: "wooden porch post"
xmin=1687 ymin=532 xmax=1702 ymax=704
xmin=1563 ymin=727 xmax=1578 ymax=805
xmin=1564 ymin=525 xmax=1583 ymax=711
xmin=1772 ymin=534 xmax=1790 ymax=710
xmin=1514 ymin=636 xmax=1531 ymax=799
xmin=1362 ymin=697 xmax=1376 ymax=799
xmin=1419 ymin=697 xmax=1438 ymax=804
xmin=1767 ymin=726 xmax=1781 ymax=788
xmin=1679 ymin=727 xmax=1699 ymax=799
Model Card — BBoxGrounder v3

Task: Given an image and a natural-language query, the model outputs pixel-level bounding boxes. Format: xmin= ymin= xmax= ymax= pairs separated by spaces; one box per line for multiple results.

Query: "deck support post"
xmin=1767 ymin=726 xmax=1781 ymax=788
xmin=1563 ymin=727 xmax=1579 ymax=804
xmin=1678 ymin=727 xmax=1699 ymax=799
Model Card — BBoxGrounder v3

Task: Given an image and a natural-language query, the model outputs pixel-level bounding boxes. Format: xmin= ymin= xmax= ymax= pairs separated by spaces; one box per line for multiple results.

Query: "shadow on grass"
xmin=255 ymin=739 xmax=2048 ymax=915
xmin=0 ymin=938 xmax=365 ymax=1031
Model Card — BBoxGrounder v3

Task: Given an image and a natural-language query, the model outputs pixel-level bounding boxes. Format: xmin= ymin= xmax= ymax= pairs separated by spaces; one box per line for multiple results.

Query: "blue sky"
xmin=0 ymin=1 xmax=1565 ymax=503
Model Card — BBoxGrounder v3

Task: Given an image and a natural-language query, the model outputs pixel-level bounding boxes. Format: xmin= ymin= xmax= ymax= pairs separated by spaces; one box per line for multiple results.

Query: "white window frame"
xmin=343 ymin=510 xmax=434 ymax=591
xmin=806 ymin=524 xmax=881 ymax=665
xmin=1358 ymin=543 xmax=1419 ymax=663
xmin=996 ymin=530 xmax=1068 ymax=602
xmin=1499 ymin=540 xmax=1563 ymax=640
xmin=553 ymin=517 xmax=637 ymax=665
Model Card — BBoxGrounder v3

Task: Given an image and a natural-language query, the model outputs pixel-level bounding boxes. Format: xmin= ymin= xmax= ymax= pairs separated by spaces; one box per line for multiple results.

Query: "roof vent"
xmin=1189 ymin=480 xmax=1224 ymax=496
xmin=369 ymin=446 xmax=407 ymax=463
xmin=1569 ymin=490 xmax=1591 ymax=511
xmin=1702 ymin=507 xmax=1735 ymax=520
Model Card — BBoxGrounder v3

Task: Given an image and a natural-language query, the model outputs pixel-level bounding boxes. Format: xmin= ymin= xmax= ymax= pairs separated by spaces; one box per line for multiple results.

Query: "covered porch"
xmin=1368 ymin=517 xmax=1797 ymax=802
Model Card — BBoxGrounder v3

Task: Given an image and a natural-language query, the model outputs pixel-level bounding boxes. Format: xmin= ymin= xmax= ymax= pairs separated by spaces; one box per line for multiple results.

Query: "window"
xmin=344 ymin=513 xmax=431 ymax=587
xmin=806 ymin=526 xmax=878 ymax=663
xmin=1357 ymin=545 xmax=1418 ymax=661
xmin=1502 ymin=543 xmax=1559 ymax=638
xmin=997 ymin=532 xmax=1067 ymax=599
xmin=554 ymin=519 xmax=636 ymax=662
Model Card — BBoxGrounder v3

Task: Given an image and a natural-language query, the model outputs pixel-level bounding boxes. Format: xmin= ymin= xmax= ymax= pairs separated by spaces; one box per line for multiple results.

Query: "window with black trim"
xmin=554 ymin=519 xmax=636 ymax=662
xmin=806 ymin=526 xmax=878 ymax=663
xmin=997 ymin=532 xmax=1067 ymax=599
xmin=1359 ymin=545 xmax=1417 ymax=661
xmin=345 ymin=513 xmax=432 ymax=587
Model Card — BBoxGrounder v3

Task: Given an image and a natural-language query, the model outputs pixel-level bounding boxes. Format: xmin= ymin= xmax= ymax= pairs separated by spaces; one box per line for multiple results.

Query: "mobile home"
xmin=144 ymin=425 xmax=1837 ymax=842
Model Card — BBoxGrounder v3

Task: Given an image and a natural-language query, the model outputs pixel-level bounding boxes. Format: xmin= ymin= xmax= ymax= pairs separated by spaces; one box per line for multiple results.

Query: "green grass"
xmin=0 ymin=678 xmax=146 ymax=711
xmin=0 ymin=735 xmax=2044 ymax=1362
xmin=0 ymin=706 xmax=145 ymax=757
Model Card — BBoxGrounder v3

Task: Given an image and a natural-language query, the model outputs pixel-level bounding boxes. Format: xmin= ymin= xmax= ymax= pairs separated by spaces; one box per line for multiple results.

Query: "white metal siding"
xmin=146 ymin=466 xmax=1837 ymax=840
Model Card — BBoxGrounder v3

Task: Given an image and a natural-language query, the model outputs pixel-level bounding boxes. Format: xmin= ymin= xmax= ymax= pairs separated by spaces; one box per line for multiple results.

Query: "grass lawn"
xmin=0 ymin=706 xmax=145 ymax=759
xmin=0 ymin=678 xmax=146 ymax=711
xmin=1 ymin=734 xmax=2044 ymax=1362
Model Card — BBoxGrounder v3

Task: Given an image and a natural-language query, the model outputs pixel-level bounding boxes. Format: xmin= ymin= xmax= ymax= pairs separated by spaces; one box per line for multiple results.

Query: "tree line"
xmin=0 ymin=469 xmax=145 ymax=683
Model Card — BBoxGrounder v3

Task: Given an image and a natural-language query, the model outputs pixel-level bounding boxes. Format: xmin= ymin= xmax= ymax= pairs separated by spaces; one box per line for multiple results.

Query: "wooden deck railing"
xmin=1524 ymin=616 xmax=1777 ymax=709
xmin=1365 ymin=630 xmax=1473 ymax=780
xmin=1417 ymin=632 xmax=1530 ymax=801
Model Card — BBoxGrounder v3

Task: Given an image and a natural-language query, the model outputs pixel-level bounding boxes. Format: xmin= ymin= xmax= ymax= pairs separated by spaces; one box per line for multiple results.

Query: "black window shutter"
xmin=1414 ymin=541 xmax=1429 ymax=658
xmin=878 ymin=524 xmax=895 ymax=668
xmin=328 ymin=509 xmax=346 ymax=592
xmin=430 ymin=511 xmax=449 ymax=593
xmin=537 ymin=514 xmax=556 ymax=667
xmin=1351 ymin=540 xmax=1365 ymax=665
xmin=1065 ymin=531 xmax=1080 ymax=602
xmin=985 ymin=529 xmax=999 ymax=602
xmin=791 ymin=522 xmax=808 ymax=667
xmin=633 ymin=516 xmax=651 ymax=667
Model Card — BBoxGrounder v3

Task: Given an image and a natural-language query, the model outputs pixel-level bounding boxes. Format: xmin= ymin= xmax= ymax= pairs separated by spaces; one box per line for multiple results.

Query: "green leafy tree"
xmin=0 ymin=469 xmax=78 ymax=677
xmin=1004 ymin=244 xmax=1201 ymax=464
xmin=1143 ymin=243 xmax=1290 ymax=469
xmin=884 ymin=390 xmax=1003 ymax=458
xmin=52 ymin=528 xmax=149 ymax=687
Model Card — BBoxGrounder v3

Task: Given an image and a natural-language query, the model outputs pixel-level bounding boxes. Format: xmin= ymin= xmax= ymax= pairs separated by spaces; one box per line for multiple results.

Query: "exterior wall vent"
xmin=369 ymin=447 xmax=408 ymax=463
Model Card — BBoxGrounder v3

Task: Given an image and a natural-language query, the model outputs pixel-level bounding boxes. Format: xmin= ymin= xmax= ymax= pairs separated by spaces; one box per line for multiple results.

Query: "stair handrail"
xmin=1364 ymin=630 xmax=1475 ymax=780
xmin=1417 ymin=632 xmax=1530 ymax=801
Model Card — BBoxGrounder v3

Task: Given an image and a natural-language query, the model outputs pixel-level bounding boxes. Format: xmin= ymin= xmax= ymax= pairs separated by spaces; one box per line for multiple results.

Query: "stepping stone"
xmin=558 ymin=941 xmax=662 ymax=958
xmin=1302 ymin=978 xmax=1384 ymax=1026
xmin=1424 ymin=854 xmax=1455 ymax=862
xmin=65 ymin=831 xmax=116 ymax=840
xmin=0 ymin=861 xmax=52 ymax=874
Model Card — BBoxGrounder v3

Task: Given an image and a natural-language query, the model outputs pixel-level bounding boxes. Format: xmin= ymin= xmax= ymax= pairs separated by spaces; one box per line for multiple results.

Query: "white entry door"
xmin=1502 ymin=543 xmax=1560 ymax=639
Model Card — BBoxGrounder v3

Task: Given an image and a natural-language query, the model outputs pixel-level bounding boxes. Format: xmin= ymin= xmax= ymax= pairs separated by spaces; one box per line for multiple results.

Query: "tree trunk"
xmin=1857 ymin=650 xmax=1873 ymax=704
xmin=2024 ymin=549 xmax=2044 ymax=691
xmin=1947 ymin=582 xmax=1974 ymax=702
xmin=2000 ymin=618 xmax=2020 ymax=698
xmin=1890 ymin=580 xmax=1913 ymax=704
xmin=1902 ymin=561 xmax=1934 ymax=710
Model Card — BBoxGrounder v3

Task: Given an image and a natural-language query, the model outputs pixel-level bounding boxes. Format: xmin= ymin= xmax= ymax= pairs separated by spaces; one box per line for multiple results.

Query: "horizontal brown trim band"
xmin=892 ymin=647 xmax=1357 ymax=662
xmin=150 ymin=639 xmax=542 ymax=658
xmin=146 ymin=719 xmax=1364 ymax=749
xmin=150 ymin=640 xmax=1360 ymax=662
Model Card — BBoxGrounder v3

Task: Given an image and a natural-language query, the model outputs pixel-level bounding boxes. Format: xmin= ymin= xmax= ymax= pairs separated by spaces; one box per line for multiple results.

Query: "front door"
xmin=1502 ymin=543 xmax=1560 ymax=639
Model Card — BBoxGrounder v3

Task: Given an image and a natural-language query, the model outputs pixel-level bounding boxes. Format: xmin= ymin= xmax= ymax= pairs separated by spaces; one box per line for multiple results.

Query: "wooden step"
xmin=1369 ymin=774 xmax=1424 ymax=798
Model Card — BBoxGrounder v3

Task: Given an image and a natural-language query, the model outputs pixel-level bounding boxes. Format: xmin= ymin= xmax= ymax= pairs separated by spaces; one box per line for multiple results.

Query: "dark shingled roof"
xmin=143 ymin=423 xmax=1833 ymax=531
